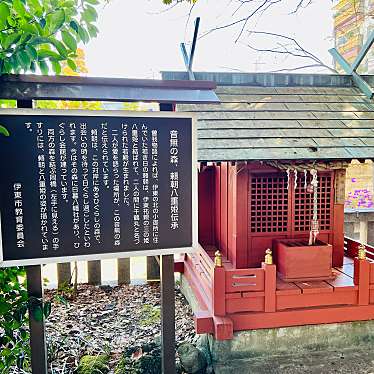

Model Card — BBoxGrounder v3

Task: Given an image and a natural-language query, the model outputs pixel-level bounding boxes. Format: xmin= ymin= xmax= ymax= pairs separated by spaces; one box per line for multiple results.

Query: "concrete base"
xmin=180 ymin=274 xmax=374 ymax=373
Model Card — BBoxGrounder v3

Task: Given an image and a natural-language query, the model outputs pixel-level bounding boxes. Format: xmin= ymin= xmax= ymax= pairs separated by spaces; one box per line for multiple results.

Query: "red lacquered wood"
xmin=275 ymin=238 xmax=333 ymax=281
xmin=236 ymin=163 xmax=248 ymax=268
xmin=184 ymin=254 xmax=211 ymax=312
xmin=194 ymin=311 xmax=214 ymax=334
xmin=242 ymin=291 xmax=265 ymax=298
xmin=174 ymin=259 xmax=184 ymax=273
xmin=332 ymin=204 xmax=345 ymax=267
xmin=277 ymin=290 xmax=357 ymax=311
xmin=225 ymin=268 xmax=265 ymax=293
xmin=370 ymin=288 xmax=374 ymax=304
xmin=370 ymin=262 xmax=374 ymax=284
xmin=226 ymin=292 xmax=242 ymax=299
xmin=262 ymin=262 xmax=276 ymax=312
xmin=227 ymin=163 xmax=237 ymax=267
xmin=226 ymin=295 xmax=264 ymax=313
xmin=198 ymin=166 xmax=215 ymax=246
xmin=248 ymin=171 xmax=291 ymax=268
xmin=214 ymin=163 xmax=221 ymax=249
xmin=229 ymin=304 xmax=374 ymax=332
xmin=220 ymin=162 xmax=228 ymax=259
xmin=327 ymin=270 xmax=357 ymax=292
xmin=345 ymin=239 xmax=374 ymax=263
xmin=354 ymin=258 xmax=370 ymax=305
xmin=213 ymin=316 xmax=234 ymax=340
xmin=294 ymin=280 xmax=333 ymax=294
xmin=276 ymin=279 xmax=301 ymax=296
xmin=213 ymin=266 xmax=226 ymax=316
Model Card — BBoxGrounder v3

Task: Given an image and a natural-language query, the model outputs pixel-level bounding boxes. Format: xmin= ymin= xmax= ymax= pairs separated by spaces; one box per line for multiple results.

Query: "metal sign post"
xmin=17 ymin=99 xmax=48 ymax=374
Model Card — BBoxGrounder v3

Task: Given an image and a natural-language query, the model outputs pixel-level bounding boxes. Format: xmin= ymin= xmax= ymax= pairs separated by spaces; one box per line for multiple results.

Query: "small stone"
xmin=178 ymin=343 xmax=207 ymax=374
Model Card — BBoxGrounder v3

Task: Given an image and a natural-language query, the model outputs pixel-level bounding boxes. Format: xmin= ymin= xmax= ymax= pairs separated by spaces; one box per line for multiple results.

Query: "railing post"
xmin=117 ymin=258 xmax=130 ymax=285
xmin=147 ymin=256 xmax=160 ymax=282
xmin=262 ymin=249 xmax=276 ymax=312
xmin=57 ymin=263 xmax=71 ymax=287
xmin=354 ymin=245 xmax=370 ymax=305
xmin=87 ymin=260 xmax=101 ymax=285
xmin=212 ymin=251 xmax=226 ymax=316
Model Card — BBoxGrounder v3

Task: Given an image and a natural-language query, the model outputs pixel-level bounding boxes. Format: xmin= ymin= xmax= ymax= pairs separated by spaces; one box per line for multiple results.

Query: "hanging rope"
xmin=309 ymin=169 xmax=319 ymax=245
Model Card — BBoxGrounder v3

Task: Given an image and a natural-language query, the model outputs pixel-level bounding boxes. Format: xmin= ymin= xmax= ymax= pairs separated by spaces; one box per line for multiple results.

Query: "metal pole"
xmin=160 ymin=254 xmax=176 ymax=374
xmin=17 ymin=99 xmax=48 ymax=374
xmin=188 ymin=17 xmax=200 ymax=71
xmin=160 ymin=101 xmax=176 ymax=373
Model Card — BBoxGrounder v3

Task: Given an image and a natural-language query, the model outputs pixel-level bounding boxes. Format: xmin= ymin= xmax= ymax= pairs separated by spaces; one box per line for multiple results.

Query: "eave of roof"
xmin=162 ymin=71 xmax=374 ymax=162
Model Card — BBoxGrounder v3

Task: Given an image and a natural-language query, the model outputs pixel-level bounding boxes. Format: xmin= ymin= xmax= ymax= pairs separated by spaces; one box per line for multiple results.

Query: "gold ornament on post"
xmin=358 ymin=243 xmax=367 ymax=260
xmin=214 ymin=250 xmax=223 ymax=267
xmin=265 ymin=249 xmax=273 ymax=265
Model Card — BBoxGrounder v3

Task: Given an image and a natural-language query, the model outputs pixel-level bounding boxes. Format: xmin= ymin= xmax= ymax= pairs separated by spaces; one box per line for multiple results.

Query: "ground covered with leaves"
xmin=44 ymin=283 xmax=195 ymax=373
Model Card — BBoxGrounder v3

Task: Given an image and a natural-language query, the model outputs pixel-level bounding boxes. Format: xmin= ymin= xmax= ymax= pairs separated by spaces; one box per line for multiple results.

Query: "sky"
xmin=84 ymin=0 xmax=334 ymax=79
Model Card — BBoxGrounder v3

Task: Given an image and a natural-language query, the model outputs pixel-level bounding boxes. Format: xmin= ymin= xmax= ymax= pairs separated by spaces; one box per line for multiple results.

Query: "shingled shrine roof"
xmin=162 ymin=71 xmax=374 ymax=162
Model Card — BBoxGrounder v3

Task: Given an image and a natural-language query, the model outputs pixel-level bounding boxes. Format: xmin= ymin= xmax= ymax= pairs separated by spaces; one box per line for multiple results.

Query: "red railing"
xmin=225 ymin=268 xmax=265 ymax=293
xmin=345 ymin=236 xmax=374 ymax=260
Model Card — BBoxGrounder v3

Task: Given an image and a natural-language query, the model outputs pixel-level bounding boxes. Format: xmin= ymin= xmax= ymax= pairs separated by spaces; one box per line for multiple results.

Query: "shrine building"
xmin=162 ymin=71 xmax=374 ymax=340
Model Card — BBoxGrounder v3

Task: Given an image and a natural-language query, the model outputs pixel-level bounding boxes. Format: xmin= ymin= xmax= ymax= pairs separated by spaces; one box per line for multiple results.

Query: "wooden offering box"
xmin=274 ymin=238 xmax=333 ymax=282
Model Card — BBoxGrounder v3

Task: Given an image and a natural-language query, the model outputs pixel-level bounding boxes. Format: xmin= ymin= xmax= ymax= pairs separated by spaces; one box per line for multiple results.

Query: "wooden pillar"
xmin=87 ymin=260 xmax=101 ymax=285
xmin=212 ymin=265 xmax=226 ymax=316
xmin=333 ymin=169 xmax=347 ymax=267
xmin=262 ymin=262 xmax=276 ymax=312
xmin=57 ymin=263 xmax=71 ymax=287
xmin=117 ymin=258 xmax=130 ymax=285
xmin=147 ymin=256 xmax=160 ymax=282
xmin=26 ymin=266 xmax=48 ymax=374
xmin=160 ymin=254 xmax=176 ymax=373
xmin=354 ymin=257 xmax=370 ymax=305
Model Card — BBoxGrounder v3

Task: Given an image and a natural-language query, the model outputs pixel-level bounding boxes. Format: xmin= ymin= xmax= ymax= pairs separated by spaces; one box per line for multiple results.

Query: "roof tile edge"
xmin=161 ymin=71 xmax=358 ymax=87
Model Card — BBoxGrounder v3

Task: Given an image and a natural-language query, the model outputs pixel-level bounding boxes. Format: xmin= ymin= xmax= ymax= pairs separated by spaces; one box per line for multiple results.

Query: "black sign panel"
xmin=0 ymin=110 xmax=196 ymax=266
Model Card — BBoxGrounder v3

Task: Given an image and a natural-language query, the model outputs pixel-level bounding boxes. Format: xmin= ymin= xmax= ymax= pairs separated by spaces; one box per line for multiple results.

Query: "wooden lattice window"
xmin=250 ymin=175 xmax=288 ymax=233
xmin=294 ymin=174 xmax=332 ymax=232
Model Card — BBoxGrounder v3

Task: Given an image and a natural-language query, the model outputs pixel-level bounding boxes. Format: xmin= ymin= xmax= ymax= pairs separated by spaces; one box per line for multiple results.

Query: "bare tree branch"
xmin=290 ymin=0 xmax=312 ymax=14
xmin=199 ymin=0 xmax=313 ymax=42
xmin=243 ymin=30 xmax=337 ymax=73
xmin=184 ymin=1 xmax=197 ymax=40
xmin=268 ymin=64 xmax=326 ymax=72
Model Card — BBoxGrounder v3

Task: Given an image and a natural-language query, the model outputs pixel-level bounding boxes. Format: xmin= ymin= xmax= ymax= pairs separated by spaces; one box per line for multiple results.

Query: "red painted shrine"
xmin=163 ymin=71 xmax=374 ymax=340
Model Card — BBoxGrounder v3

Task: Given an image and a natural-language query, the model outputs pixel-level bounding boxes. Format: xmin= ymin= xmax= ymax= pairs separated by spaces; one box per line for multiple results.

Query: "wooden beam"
xmin=329 ymin=47 xmax=374 ymax=99
xmin=351 ymin=31 xmax=374 ymax=72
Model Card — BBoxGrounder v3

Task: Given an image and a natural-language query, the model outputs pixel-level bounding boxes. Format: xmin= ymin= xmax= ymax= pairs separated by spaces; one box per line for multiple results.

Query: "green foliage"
xmin=0 ymin=267 xmax=52 ymax=373
xmin=0 ymin=0 xmax=101 ymax=75
xmin=76 ymin=355 xmax=110 ymax=374
xmin=0 ymin=100 xmax=16 ymax=108
xmin=140 ymin=304 xmax=161 ymax=326
xmin=0 ymin=267 xmax=29 ymax=372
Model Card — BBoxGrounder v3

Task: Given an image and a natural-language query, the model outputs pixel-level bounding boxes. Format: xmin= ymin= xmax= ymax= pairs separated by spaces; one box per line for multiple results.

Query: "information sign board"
xmin=0 ymin=109 xmax=197 ymax=266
